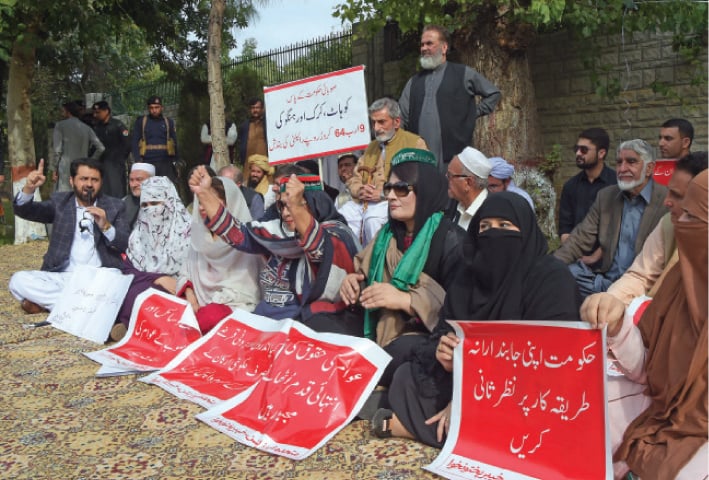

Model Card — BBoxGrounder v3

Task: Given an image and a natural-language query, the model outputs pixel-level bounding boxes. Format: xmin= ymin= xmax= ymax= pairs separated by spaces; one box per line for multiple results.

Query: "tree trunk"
xmin=7 ymin=34 xmax=47 ymax=244
xmin=207 ymin=0 xmax=228 ymax=172
xmin=455 ymin=16 xmax=543 ymax=167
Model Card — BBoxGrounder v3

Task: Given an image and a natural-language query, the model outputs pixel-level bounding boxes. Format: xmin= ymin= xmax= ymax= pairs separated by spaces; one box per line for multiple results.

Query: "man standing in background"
xmin=92 ymin=101 xmax=131 ymax=198
xmin=238 ymin=98 xmax=268 ymax=165
xmin=201 ymin=118 xmax=238 ymax=169
xmin=52 ymin=101 xmax=105 ymax=192
xmin=399 ymin=24 xmax=501 ymax=169
xmin=131 ymin=96 xmax=179 ymax=184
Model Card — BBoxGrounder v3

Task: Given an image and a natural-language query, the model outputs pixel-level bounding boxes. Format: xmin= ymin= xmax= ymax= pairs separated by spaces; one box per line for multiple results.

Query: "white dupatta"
xmin=176 ymin=177 xmax=262 ymax=310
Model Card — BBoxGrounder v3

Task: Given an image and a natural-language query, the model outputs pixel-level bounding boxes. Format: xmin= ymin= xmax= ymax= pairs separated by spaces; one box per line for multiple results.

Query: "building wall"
xmin=354 ymin=27 xmax=708 ymax=190
xmin=529 ymin=30 xmax=707 ymax=188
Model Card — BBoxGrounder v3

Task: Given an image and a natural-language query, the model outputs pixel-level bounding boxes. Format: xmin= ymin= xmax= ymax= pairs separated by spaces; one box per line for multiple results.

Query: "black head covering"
xmin=388 ymin=161 xmax=449 ymax=250
xmin=446 ymin=191 xmax=549 ymax=320
xmin=303 ymin=190 xmax=347 ymax=224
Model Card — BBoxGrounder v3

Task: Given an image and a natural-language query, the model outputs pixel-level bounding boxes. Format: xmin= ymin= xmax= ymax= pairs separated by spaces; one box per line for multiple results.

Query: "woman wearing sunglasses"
xmin=340 ymin=148 xmax=467 ymax=387
xmin=188 ymin=165 xmax=361 ymax=335
xmin=372 ymin=191 xmax=580 ymax=445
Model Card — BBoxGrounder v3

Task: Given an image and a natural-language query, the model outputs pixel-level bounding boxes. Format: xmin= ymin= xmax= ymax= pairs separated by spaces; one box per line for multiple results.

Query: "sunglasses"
xmin=572 ymin=145 xmax=590 ymax=154
xmin=382 ymin=181 xmax=415 ymax=198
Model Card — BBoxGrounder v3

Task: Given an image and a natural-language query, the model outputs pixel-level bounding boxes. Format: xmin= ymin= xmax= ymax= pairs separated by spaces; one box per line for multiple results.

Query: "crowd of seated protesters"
xmin=188 ymin=163 xmax=361 ymax=335
xmin=10 ymin=136 xmax=706 ymax=478
xmin=582 ymin=170 xmax=708 ymax=479
xmin=370 ymin=191 xmax=580 ymax=446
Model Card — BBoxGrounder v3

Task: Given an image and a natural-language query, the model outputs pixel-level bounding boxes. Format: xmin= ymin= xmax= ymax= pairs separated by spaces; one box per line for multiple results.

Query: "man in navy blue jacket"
xmin=9 ymin=157 xmax=129 ymax=313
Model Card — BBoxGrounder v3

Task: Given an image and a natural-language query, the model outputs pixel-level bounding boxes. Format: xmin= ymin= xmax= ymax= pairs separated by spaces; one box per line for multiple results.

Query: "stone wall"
xmin=529 ymin=30 xmax=708 ymax=188
xmin=354 ymin=27 xmax=708 ymax=190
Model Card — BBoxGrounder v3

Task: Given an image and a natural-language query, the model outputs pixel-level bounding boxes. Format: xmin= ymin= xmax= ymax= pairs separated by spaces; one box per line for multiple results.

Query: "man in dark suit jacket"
xmin=555 ymin=139 xmax=668 ymax=298
xmin=9 ymin=157 xmax=129 ymax=313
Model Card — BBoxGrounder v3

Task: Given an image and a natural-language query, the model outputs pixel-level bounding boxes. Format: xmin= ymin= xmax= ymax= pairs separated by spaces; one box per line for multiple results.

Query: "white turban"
xmin=131 ymin=162 xmax=156 ymax=176
xmin=457 ymin=147 xmax=492 ymax=179
xmin=489 ymin=157 xmax=515 ymax=179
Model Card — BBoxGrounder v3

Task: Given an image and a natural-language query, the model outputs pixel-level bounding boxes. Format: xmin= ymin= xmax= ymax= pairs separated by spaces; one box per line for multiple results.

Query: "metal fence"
xmin=107 ymin=29 xmax=352 ymax=116
xmin=225 ymin=29 xmax=352 ymax=86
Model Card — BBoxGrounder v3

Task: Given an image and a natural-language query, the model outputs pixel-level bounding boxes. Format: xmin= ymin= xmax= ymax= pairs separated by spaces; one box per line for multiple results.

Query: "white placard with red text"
xmin=264 ymin=65 xmax=371 ymax=164
xmin=187 ymin=314 xmax=390 ymax=460
xmin=425 ymin=321 xmax=610 ymax=480
xmin=84 ymin=288 xmax=202 ymax=376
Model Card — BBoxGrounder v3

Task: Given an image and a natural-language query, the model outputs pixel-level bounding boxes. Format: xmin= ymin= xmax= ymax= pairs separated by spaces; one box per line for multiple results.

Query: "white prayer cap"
xmin=457 ymin=147 xmax=492 ymax=179
xmin=131 ymin=162 xmax=156 ymax=176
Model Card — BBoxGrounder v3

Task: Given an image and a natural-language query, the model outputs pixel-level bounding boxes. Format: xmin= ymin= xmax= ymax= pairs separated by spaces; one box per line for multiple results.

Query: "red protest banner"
xmin=84 ymin=289 xmax=202 ymax=375
xmin=196 ymin=319 xmax=390 ymax=460
xmin=426 ymin=321 xmax=610 ymax=480
xmin=653 ymin=159 xmax=676 ymax=186
xmin=143 ymin=311 xmax=291 ymax=407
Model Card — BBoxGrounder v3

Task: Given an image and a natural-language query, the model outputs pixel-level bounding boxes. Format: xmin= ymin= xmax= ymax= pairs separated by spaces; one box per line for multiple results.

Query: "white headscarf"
xmin=176 ymin=177 xmax=262 ymax=310
xmin=127 ymin=176 xmax=192 ymax=275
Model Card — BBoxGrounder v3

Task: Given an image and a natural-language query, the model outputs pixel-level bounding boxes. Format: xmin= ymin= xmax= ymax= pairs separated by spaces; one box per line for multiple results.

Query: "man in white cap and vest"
xmin=445 ymin=146 xmax=492 ymax=231
xmin=122 ymin=162 xmax=155 ymax=229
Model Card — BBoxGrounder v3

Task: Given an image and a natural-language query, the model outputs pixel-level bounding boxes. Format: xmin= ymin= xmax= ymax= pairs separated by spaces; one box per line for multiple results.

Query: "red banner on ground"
xmin=143 ymin=311 xmax=291 ymax=407
xmin=193 ymin=316 xmax=390 ymax=460
xmin=85 ymin=289 xmax=202 ymax=375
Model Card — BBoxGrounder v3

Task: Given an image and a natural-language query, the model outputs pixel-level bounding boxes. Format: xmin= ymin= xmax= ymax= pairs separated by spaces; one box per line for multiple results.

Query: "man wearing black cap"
xmin=92 ymin=101 xmax=131 ymax=198
xmin=131 ymin=95 xmax=179 ymax=183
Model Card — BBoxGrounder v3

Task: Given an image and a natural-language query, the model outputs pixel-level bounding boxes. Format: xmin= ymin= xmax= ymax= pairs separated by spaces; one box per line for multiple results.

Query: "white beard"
xmin=420 ymin=51 xmax=444 ymax=70
xmin=617 ymin=177 xmax=645 ymax=192
xmin=375 ymin=129 xmax=395 ymax=143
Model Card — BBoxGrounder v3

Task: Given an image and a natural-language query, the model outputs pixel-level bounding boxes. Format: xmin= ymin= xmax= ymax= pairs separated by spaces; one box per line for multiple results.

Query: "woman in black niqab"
xmin=446 ymin=191 xmax=577 ymax=322
xmin=379 ymin=192 xmax=581 ymax=448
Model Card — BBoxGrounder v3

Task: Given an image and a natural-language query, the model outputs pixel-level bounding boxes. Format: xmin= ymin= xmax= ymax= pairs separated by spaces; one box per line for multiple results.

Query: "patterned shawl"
xmin=127 ymin=176 xmax=191 ymax=275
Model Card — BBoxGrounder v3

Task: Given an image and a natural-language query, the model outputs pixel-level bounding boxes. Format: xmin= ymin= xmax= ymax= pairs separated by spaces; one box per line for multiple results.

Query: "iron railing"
xmin=107 ymin=29 xmax=352 ymax=116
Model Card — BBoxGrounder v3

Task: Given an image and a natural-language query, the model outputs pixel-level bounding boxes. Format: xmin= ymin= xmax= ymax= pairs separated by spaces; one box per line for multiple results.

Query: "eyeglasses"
xmin=276 ymin=200 xmax=287 ymax=211
xmin=445 ymin=171 xmax=472 ymax=180
xmin=572 ymin=145 xmax=590 ymax=154
xmin=382 ymin=181 xmax=415 ymax=198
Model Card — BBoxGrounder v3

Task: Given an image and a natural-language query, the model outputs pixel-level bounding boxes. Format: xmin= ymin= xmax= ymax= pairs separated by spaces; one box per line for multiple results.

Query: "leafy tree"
xmin=0 ymin=0 xmax=263 ymax=241
xmin=334 ymin=0 xmax=707 ymax=161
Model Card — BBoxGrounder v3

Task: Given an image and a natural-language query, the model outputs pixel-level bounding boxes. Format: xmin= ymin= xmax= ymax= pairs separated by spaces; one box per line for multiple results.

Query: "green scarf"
xmin=363 ymin=211 xmax=443 ymax=339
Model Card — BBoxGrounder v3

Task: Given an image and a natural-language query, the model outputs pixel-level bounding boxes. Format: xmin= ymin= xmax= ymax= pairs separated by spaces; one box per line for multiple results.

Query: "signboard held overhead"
xmin=264 ymin=65 xmax=370 ymax=164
